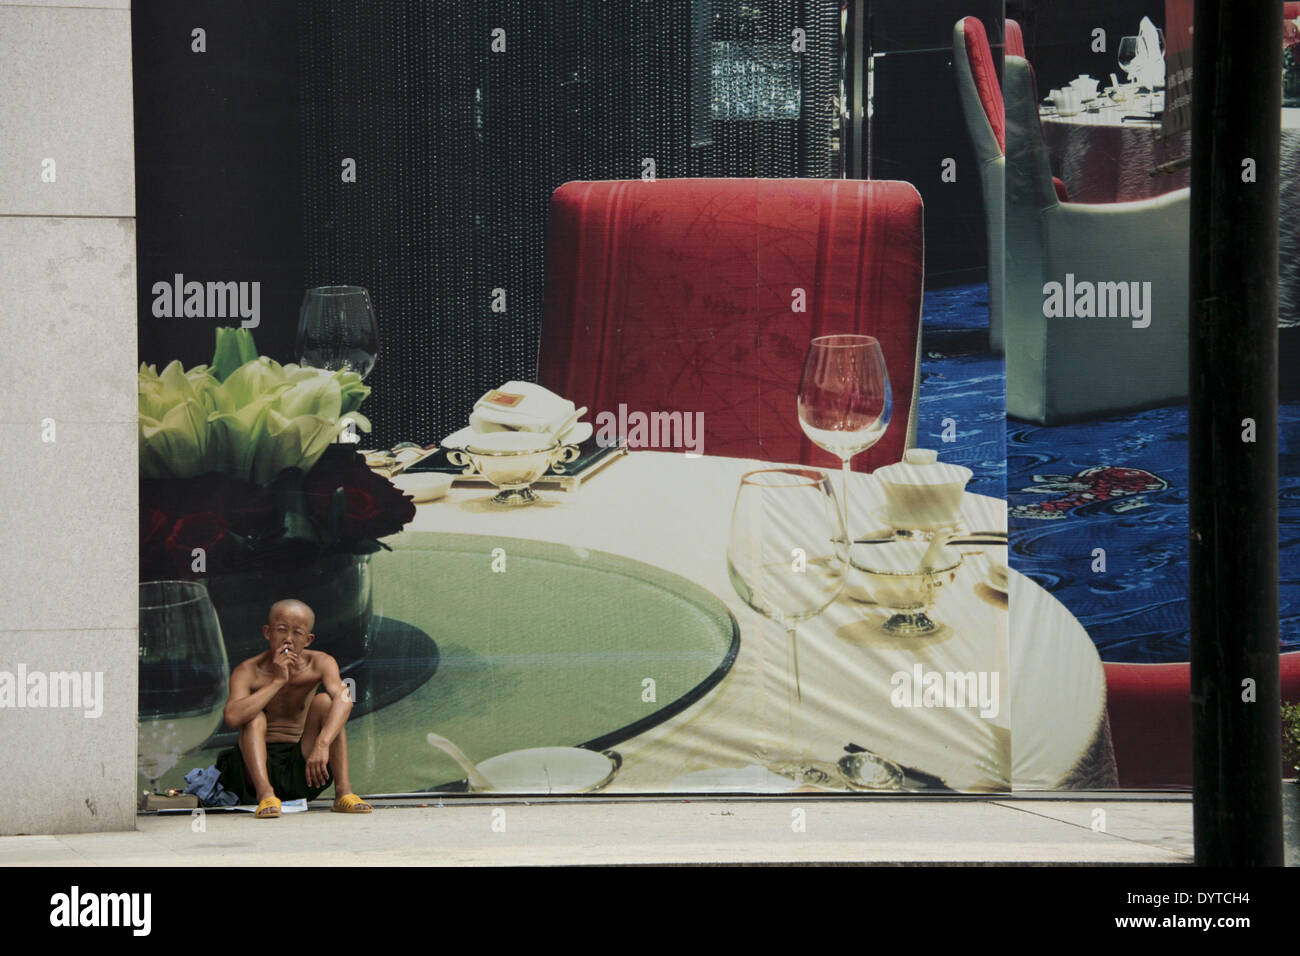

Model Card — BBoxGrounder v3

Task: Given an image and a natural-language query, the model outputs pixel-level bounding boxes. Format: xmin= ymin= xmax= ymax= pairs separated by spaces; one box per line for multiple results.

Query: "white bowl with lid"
xmin=874 ymin=449 xmax=973 ymax=531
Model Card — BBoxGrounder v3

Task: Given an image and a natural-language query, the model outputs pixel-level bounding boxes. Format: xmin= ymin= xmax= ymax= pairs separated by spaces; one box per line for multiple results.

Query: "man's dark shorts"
xmin=215 ymin=741 xmax=333 ymax=802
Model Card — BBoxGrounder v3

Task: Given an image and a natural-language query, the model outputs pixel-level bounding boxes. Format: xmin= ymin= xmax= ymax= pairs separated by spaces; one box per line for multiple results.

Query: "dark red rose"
xmin=303 ymin=447 xmax=416 ymax=541
xmin=165 ymin=512 xmax=231 ymax=564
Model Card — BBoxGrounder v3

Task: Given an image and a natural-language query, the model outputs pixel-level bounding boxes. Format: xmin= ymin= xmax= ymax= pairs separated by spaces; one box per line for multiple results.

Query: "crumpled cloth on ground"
xmin=183 ymin=765 xmax=241 ymax=807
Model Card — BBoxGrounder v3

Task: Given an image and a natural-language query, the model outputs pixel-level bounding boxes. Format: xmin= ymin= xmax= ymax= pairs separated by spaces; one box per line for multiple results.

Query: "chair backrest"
xmin=1004 ymin=56 xmax=1059 ymax=215
xmin=538 ymin=179 xmax=924 ymax=471
xmin=1287 ymin=3 xmax=1300 ymax=21
xmin=953 ymin=16 xmax=1006 ymax=157
xmin=1005 ymin=18 xmax=1026 ymax=58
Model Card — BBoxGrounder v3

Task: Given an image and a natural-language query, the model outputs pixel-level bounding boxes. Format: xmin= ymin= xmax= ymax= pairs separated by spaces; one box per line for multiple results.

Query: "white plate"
xmin=441 ymin=420 xmax=593 ymax=450
xmin=472 ymin=747 xmax=617 ymax=794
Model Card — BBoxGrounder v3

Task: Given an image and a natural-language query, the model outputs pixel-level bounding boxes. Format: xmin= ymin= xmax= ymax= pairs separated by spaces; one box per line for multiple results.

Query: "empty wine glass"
xmin=1118 ymin=35 xmax=1140 ymax=83
xmin=797 ymin=334 xmax=891 ymax=539
xmin=138 ymin=581 xmax=229 ymax=794
xmin=727 ymin=469 xmax=848 ymax=782
xmin=296 ymin=285 xmax=380 ymax=380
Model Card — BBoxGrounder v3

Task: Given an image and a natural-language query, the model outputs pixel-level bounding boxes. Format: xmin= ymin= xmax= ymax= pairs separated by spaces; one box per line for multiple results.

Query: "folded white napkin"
xmin=468 ymin=381 xmax=576 ymax=438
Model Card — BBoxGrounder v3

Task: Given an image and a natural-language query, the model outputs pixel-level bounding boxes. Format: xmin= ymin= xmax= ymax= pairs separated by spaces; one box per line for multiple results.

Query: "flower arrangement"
xmin=139 ymin=328 xmax=415 ymax=580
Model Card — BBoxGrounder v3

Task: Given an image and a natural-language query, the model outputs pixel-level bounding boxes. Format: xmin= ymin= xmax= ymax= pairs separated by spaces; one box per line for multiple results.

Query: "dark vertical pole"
xmin=845 ymin=0 xmax=867 ymax=179
xmin=1190 ymin=0 xmax=1282 ymax=866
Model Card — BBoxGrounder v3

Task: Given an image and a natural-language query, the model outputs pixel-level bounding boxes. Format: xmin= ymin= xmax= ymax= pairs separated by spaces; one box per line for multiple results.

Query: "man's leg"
xmin=238 ymin=711 xmax=276 ymax=803
xmin=300 ymin=692 xmax=352 ymax=796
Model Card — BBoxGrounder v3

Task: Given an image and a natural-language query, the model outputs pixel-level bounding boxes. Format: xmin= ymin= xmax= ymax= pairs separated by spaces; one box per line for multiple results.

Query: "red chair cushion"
xmin=1052 ymin=176 xmax=1070 ymax=202
xmin=538 ymin=179 xmax=924 ymax=472
xmin=1104 ymin=652 xmax=1300 ymax=788
xmin=1286 ymin=3 xmax=1300 ymax=22
xmin=1006 ymin=18 xmax=1026 ymax=58
xmin=961 ymin=16 xmax=1006 ymax=154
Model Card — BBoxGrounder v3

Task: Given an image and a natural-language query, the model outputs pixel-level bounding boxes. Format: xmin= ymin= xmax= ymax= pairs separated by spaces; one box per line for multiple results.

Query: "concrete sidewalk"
xmin=0 ymin=796 xmax=1209 ymax=865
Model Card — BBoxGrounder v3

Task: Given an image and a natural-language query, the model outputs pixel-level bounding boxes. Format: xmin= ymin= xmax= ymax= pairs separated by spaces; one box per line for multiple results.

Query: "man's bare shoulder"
xmin=304 ymin=649 xmax=338 ymax=673
xmin=233 ymin=653 xmax=267 ymax=674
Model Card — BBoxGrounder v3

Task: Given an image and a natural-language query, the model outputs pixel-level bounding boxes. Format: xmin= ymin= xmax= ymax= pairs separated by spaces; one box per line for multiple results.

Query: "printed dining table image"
xmin=140 ymin=437 xmax=1113 ymax=796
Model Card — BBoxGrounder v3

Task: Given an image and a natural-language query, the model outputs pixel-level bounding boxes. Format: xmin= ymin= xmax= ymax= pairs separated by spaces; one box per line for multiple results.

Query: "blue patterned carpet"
xmin=920 ymin=281 xmax=1300 ymax=664
xmin=916 ymin=284 xmax=1005 ymax=501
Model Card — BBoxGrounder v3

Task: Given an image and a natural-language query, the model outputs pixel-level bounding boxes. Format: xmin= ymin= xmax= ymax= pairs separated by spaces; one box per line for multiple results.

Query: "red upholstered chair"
xmin=1005 ymin=18 xmax=1026 ymax=60
xmin=537 ymin=179 xmax=924 ymax=472
xmin=1287 ymin=3 xmax=1300 ymax=21
xmin=1105 ymin=654 xmax=1300 ymax=788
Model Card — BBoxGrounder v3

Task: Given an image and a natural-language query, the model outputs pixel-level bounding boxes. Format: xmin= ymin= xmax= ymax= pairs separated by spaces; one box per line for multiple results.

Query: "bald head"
xmin=263 ymin=598 xmax=316 ymax=656
xmin=268 ymin=598 xmax=315 ymax=631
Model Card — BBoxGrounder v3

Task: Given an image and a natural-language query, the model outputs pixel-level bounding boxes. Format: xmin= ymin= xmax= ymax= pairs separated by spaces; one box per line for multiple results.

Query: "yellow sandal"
xmin=331 ymin=793 xmax=373 ymax=813
xmin=254 ymin=796 xmax=281 ymax=818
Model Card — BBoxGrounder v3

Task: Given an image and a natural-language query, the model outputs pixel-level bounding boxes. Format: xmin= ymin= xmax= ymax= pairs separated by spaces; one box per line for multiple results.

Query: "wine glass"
xmin=296 ymin=285 xmax=380 ymax=380
xmin=727 ymin=469 xmax=848 ymax=783
xmin=1118 ymin=35 xmax=1140 ymax=84
xmin=797 ymin=334 xmax=891 ymax=539
xmin=138 ymin=581 xmax=229 ymax=795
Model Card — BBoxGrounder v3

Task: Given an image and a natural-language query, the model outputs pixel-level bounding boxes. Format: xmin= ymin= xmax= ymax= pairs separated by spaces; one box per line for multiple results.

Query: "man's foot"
xmin=331 ymin=793 xmax=372 ymax=813
xmin=255 ymin=796 xmax=282 ymax=818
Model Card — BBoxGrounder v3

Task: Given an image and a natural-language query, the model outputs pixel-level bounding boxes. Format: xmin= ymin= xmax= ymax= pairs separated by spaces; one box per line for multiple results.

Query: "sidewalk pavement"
xmin=0 ymin=795 xmax=1219 ymax=866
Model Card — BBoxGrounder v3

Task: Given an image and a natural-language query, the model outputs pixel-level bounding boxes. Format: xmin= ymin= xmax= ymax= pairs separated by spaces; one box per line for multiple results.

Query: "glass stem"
xmin=785 ymin=623 xmax=801 ymax=771
xmin=787 ymin=622 xmax=802 ymax=705
xmin=840 ymin=456 xmax=853 ymax=541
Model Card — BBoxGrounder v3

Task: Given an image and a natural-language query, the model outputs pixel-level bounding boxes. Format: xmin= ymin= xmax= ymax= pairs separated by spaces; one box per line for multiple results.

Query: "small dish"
xmin=983 ymin=554 xmax=1010 ymax=595
xmin=390 ymin=472 xmax=454 ymax=503
xmin=846 ymin=538 xmax=963 ymax=634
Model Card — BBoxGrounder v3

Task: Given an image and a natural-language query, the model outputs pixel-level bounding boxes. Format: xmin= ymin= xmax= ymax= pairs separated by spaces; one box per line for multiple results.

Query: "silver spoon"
xmin=426 ymin=732 xmax=497 ymax=791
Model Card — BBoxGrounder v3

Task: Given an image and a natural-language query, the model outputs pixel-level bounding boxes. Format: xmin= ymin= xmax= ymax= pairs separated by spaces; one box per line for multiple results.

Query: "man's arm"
xmin=311 ymin=654 xmax=353 ymax=750
xmin=222 ymin=662 xmax=285 ymax=728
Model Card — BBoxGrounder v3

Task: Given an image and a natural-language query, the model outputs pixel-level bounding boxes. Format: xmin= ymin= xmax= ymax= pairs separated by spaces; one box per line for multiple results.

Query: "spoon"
xmin=426 ymin=732 xmax=497 ymax=791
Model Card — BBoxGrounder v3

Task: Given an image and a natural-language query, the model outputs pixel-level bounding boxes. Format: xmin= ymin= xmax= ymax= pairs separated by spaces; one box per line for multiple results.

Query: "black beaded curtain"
xmin=301 ymin=0 xmax=841 ymax=449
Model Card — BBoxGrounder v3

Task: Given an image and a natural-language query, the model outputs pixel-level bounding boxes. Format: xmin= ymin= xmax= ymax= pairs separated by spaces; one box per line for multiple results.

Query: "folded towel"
xmin=469 ymin=381 xmax=577 ymax=439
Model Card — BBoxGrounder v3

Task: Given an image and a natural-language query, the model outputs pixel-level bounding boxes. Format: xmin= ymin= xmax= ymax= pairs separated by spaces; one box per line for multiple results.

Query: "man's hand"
xmin=306 ymin=741 xmax=331 ymax=789
xmin=271 ymin=648 xmax=298 ymax=683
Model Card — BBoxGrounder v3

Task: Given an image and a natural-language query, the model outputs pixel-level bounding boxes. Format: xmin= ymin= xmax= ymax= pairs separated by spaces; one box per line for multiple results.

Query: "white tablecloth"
xmin=404 ymin=451 xmax=1111 ymax=791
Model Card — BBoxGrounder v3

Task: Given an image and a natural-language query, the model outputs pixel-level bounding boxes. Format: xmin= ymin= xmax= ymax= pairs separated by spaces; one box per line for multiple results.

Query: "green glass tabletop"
xmin=153 ymin=532 xmax=738 ymax=797
xmin=358 ymin=532 xmax=739 ymax=792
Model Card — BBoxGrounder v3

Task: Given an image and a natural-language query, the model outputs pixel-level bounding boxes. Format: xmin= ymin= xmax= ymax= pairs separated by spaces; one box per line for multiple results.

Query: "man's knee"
xmin=310 ymin=693 xmax=332 ymax=717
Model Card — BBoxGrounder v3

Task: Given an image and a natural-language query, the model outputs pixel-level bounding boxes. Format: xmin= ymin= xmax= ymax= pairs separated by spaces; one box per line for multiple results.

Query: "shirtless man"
xmin=214 ymin=598 xmax=372 ymax=817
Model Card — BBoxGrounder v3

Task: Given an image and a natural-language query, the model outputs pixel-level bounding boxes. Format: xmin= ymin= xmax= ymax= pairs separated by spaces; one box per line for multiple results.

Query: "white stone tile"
xmin=0 ymin=421 xmax=136 ymax=632
xmin=0 ymin=217 xmax=137 ymax=424
xmin=0 ymin=5 xmax=134 ymax=216
xmin=0 ymin=629 xmax=137 ymax=835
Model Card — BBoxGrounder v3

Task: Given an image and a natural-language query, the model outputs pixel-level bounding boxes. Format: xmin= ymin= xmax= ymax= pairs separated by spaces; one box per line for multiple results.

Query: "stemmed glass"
xmin=296 ymin=285 xmax=380 ymax=380
xmin=138 ymin=581 xmax=229 ymax=795
xmin=1118 ymin=36 xmax=1140 ymax=84
xmin=797 ymin=334 xmax=891 ymax=539
xmin=727 ymin=469 xmax=848 ymax=782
